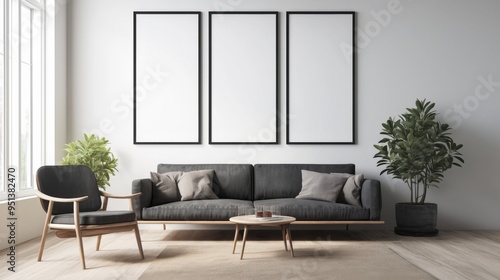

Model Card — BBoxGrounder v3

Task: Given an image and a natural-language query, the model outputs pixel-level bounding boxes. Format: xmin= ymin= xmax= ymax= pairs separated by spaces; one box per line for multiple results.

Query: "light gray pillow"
xmin=296 ymin=170 xmax=349 ymax=202
xmin=338 ymin=173 xmax=364 ymax=207
xmin=150 ymin=171 xmax=183 ymax=205
xmin=177 ymin=170 xmax=218 ymax=201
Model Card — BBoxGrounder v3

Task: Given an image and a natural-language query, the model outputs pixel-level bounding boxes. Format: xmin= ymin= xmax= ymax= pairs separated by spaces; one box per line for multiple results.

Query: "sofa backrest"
xmin=157 ymin=164 xmax=253 ymax=200
xmin=253 ymin=164 xmax=355 ymax=200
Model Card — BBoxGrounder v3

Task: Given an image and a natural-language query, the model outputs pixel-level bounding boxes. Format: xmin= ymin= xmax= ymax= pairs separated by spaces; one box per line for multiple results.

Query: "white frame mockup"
xmin=286 ymin=12 xmax=355 ymax=144
xmin=133 ymin=12 xmax=201 ymax=144
xmin=209 ymin=12 xmax=279 ymax=144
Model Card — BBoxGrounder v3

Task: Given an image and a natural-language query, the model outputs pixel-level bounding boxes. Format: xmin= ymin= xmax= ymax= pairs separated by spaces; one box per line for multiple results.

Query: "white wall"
xmin=66 ymin=0 xmax=500 ymax=230
xmin=0 ymin=198 xmax=47 ymax=251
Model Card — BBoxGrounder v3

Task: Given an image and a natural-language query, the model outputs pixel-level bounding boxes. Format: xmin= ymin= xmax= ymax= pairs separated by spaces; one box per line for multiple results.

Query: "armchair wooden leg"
xmin=96 ymin=235 xmax=102 ymax=251
xmin=75 ymin=228 xmax=86 ymax=269
xmin=38 ymin=201 xmax=54 ymax=262
xmin=38 ymin=226 xmax=49 ymax=261
xmin=73 ymin=202 xmax=86 ymax=269
xmin=134 ymin=224 xmax=145 ymax=259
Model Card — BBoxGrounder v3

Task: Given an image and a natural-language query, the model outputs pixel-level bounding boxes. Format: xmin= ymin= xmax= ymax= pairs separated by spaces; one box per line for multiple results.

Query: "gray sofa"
xmin=132 ymin=164 xmax=382 ymax=225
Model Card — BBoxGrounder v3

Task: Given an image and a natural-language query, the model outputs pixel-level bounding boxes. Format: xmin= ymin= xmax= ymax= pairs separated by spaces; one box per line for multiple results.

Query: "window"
xmin=1 ymin=0 xmax=46 ymax=200
xmin=1 ymin=1 xmax=5 ymax=195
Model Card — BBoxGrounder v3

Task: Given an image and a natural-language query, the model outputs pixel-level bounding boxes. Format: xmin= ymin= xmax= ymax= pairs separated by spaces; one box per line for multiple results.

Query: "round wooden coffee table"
xmin=229 ymin=215 xmax=296 ymax=259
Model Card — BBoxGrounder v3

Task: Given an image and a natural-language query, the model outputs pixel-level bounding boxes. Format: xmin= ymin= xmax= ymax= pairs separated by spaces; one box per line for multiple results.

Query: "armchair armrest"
xmin=35 ymin=190 xmax=88 ymax=203
xmin=35 ymin=190 xmax=88 ymax=220
xmin=360 ymin=179 xmax=382 ymax=220
xmin=100 ymin=191 xmax=142 ymax=199
xmin=99 ymin=191 xmax=142 ymax=211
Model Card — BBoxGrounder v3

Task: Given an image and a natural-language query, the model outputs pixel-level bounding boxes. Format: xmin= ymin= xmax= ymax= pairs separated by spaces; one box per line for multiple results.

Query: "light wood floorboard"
xmin=1 ymin=229 xmax=499 ymax=279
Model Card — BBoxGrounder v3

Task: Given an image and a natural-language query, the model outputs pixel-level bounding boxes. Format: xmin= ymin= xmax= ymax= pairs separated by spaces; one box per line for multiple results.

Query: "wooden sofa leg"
xmin=163 ymin=224 xmax=166 ymax=231
xmin=346 ymin=225 xmax=349 ymax=231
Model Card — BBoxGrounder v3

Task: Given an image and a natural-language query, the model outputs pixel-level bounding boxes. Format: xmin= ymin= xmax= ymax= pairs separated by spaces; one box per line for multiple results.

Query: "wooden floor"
xmin=1 ymin=229 xmax=500 ymax=279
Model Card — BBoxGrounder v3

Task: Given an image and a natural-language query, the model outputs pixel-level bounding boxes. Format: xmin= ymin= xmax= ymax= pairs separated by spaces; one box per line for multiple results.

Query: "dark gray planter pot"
xmin=394 ymin=203 xmax=439 ymax=237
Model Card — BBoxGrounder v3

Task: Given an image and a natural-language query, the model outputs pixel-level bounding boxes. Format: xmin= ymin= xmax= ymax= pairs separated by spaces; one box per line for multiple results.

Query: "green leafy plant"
xmin=374 ymin=99 xmax=464 ymax=204
xmin=61 ymin=134 xmax=118 ymax=190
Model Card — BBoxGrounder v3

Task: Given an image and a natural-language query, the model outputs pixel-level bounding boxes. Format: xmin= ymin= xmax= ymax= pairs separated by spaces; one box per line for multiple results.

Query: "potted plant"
xmin=61 ymin=133 xmax=118 ymax=190
xmin=374 ymin=99 xmax=464 ymax=236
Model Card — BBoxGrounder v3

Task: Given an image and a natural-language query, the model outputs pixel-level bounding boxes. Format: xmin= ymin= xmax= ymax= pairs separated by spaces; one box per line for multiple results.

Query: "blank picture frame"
xmin=209 ymin=12 xmax=279 ymax=144
xmin=133 ymin=12 xmax=201 ymax=144
xmin=286 ymin=12 xmax=355 ymax=144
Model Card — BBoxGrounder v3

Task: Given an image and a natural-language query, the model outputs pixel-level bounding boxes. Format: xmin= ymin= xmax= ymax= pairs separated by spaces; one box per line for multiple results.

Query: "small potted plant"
xmin=374 ymin=99 xmax=464 ymax=236
xmin=61 ymin=133 xmax=118 ymax=190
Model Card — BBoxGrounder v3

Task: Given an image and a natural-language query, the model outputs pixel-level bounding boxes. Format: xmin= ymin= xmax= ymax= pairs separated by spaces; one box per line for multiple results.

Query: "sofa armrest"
xmin=361 ymin=179 xmax=382 ymax=220
xmin=132 ymin=178 xmax=153 ymax=220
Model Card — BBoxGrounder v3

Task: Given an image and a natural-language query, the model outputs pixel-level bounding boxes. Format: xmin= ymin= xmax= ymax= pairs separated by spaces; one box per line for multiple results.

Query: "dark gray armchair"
xmin=35 ymin=165 xmax=144 ymax=269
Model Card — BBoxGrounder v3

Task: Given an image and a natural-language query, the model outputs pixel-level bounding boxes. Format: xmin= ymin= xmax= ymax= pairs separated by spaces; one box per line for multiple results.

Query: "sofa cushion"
xmin=254 ymin=198 xmax=369 ymax=221
xmin=177 ymin=170 xmax=218 ymax=201
xmin=254 ymin=164 xmax=355 ymax=200
xmin=150 ymin=171 xmax=182 ymax=205
xmin=296 ymin=170 xmax=348 ymax=202
xmin=141 ymin=199 xmax=254 ymax=221
xmin=157 ymin=164 xmax=253 ymax=200
xmin=337 ymin=174 xmax=364 ymax=207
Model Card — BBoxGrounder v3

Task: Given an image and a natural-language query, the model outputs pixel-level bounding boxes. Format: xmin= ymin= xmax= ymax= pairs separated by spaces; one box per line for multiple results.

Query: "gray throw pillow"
xmin=177 ymin=170 xmax=219 ymax=201
xmin=150 ymin=171 xmax=183 ymax=205
xmin=338 ymin=173 xmax=364 ymax=207
xmin=296 ymin=170 xmax=349 ymax=202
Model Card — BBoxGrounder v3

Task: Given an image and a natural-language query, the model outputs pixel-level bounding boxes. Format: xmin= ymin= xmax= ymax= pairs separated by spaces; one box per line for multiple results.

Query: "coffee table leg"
xmin=286 ymin=225 xmax=294 ymax=257
xmin=281 ymin=225 xmax=288 ymax=251
xmin=232 ymin=223 xmax=239 ymax=254
xmin=240 ymin=225 xmax=249 ymax=260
